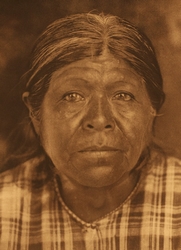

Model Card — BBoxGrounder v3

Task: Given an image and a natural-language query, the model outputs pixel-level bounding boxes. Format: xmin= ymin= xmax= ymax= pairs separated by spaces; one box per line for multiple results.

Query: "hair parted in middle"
xmin=23 ymin=12 xmax=165 ymax=118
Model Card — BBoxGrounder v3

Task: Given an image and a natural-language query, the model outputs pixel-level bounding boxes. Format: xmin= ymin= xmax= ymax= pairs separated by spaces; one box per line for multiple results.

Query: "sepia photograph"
xmin=0 ymin=0 xmax=181 ymax=249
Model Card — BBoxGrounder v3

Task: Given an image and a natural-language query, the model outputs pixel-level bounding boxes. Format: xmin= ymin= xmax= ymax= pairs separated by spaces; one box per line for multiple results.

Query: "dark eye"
xmin=63 ymin=93 xmax=85 ymax=102
xmin=112 ymin=92 xmax=134 ymax=102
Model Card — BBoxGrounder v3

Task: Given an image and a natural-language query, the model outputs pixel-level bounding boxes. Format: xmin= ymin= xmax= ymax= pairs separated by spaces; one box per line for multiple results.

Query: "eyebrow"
xmin=51 ymin=78 xmax=141 ymax=96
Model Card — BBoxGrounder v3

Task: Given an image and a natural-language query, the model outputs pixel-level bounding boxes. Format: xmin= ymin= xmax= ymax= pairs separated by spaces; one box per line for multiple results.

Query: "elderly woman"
xmin=0 ymin=13 xmax=181 ymax=249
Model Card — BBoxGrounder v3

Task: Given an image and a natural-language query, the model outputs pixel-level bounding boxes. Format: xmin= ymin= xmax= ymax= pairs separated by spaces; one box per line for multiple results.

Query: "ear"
xmin=22 ymin=92 xmax=40 ymax=135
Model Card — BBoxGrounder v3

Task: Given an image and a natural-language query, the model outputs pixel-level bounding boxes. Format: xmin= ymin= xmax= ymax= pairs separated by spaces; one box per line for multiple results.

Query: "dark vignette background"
xmin=0 ymin=0 xmax=181 ymax=164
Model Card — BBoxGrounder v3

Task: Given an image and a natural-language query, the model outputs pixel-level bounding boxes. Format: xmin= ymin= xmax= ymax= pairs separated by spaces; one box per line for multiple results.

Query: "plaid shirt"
xmin=0 ymin=151 xmax=181 ymax=250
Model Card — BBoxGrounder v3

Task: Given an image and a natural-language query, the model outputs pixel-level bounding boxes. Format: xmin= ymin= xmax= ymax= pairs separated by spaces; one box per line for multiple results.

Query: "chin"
xmin=71 ymin=165 xmax=127 ymax=188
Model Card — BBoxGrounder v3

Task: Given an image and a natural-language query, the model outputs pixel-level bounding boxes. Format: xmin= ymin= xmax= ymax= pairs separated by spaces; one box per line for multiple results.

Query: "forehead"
xmin=49 ymin=53 xmax=143 ymax=89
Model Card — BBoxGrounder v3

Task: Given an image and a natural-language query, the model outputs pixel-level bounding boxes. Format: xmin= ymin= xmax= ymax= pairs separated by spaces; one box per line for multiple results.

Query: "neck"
xmin=55 ymin=171 xmax=139 ymax=223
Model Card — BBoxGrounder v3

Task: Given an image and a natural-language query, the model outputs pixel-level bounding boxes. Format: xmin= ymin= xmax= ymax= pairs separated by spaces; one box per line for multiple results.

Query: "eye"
xmin=63 ymin=92 xmax=85 ymax=102
xmin=112 ymin=92 xmax=134 ymax=102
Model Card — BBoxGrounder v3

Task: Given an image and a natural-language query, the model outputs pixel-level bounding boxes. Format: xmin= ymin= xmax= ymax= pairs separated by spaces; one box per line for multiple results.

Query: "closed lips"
xmin=79 ymin=146 xmax=120 ymax=152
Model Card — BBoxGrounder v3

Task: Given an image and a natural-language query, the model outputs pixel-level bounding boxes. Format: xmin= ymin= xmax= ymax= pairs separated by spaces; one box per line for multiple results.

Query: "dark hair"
xmin=25 ymin=13 xmax=164 ymax=118
xmin=3 ymin=13 xmax=165 ymax=171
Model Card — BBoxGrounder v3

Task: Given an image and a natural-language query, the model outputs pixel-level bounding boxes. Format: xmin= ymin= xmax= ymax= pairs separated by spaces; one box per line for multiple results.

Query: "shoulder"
xmin=150 ymin=151 xmax=181 ymax=177
xmin=0 ymin=156 xmax=52 ymax=195
xmin=166 ymin=155 xmax=181 ymax=169
xmin=165 ymin=155 xmax=181 ymax=193
xmin=0 ymin=156 xmax=56 ymax=243
xmin=144 ymin=149 xmax=181 ymax=174
xmin=142 ymin=150 xmax=181 ymax=195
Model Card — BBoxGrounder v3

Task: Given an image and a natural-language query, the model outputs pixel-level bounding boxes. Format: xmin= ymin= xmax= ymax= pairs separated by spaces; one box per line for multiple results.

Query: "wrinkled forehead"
xmin=49 ymin=53 xmax=145 ymax=92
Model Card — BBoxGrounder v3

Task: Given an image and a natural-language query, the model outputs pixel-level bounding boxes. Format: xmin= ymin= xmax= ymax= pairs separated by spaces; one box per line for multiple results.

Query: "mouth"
xmin=79 ymin=146 xmax=120 ymax=152
xmin=73 ymin=145 xmax=125 ymax=166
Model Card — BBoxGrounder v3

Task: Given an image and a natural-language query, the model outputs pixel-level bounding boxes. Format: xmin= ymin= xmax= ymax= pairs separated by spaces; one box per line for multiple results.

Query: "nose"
xmin=82 ymin=96 xmax=115 ymax=131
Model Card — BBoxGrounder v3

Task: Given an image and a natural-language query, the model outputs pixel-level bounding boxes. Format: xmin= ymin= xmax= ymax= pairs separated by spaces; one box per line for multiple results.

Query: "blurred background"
xmin=0 ymin=0 xmax=181 ymax=162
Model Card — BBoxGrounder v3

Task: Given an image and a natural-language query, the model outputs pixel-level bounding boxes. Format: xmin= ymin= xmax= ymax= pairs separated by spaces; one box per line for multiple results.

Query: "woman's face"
xmin=34 ymin=53 xmax=155 ymax=187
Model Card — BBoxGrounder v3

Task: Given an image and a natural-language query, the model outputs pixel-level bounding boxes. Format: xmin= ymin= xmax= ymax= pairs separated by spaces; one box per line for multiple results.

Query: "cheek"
xmin=39 ymin=109 xmax=81 ymax=159
xmin=115 ymin=105 xmax=154 ymax=146
xmin=40 ymin=122 xmax=71 ymax=172
xmin=130 ymin=111 xmax=154 ymax=147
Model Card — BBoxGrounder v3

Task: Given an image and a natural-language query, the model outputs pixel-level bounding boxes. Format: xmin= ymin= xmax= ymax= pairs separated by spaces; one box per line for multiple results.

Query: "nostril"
xmin=86 ymin=124 xmax=113 ymax=130
xmin=105 ymin=124 xmax=112 ymax=129
xmin=87 ymin=124 xmax=94 ymax=129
